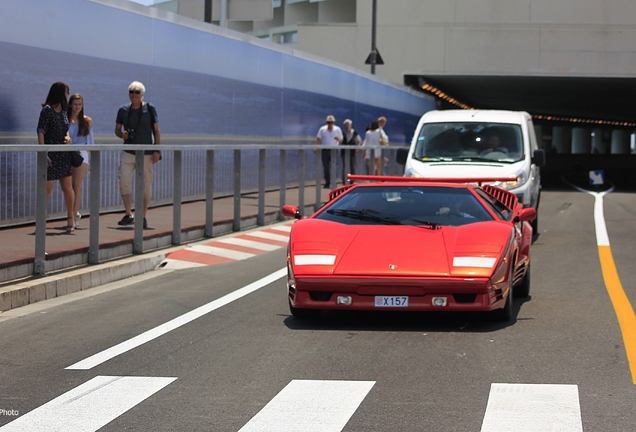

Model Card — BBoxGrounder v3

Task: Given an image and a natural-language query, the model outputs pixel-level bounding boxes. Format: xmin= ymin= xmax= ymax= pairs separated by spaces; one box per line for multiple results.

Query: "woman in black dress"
xmin=37 ymin=82 xmax=75 ymax=233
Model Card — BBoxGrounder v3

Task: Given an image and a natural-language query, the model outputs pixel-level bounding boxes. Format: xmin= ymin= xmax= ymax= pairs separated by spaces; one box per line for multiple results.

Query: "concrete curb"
xmin=0 ymin=254 xmax=165 ymax=312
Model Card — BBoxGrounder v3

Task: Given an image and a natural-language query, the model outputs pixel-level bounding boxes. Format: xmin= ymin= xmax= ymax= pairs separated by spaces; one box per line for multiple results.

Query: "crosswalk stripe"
xmin=189 ymin=244 xmax=256 ymax=260
xmin=216 ymin=237 xmax=281 ymax=251
xmin=480 ymin=383 xmax=583 ymax=432
xmin=209 ymin=241 xmax=271 ymax=255
xmin=269 ymin=225 xmax=292 ymax=233
xmin=0 ymin=376 xmax=176 ymax=432
xmin=243 ymin=230 xmax=289 ymax=243
xmin=239 ymin=380 xmax=375 ymax=432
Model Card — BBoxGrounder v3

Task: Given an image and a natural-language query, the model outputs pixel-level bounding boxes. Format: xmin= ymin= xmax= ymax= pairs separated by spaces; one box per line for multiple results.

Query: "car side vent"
xmin=453 ymin=294 xmax=477 ymax=303
xmin=309 ymin=291 xmax=333 ymax=301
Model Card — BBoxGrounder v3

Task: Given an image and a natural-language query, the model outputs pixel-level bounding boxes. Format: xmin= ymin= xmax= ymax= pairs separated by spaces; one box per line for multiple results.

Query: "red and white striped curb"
xmin=159 ymin=223 xmax=292 ymax=269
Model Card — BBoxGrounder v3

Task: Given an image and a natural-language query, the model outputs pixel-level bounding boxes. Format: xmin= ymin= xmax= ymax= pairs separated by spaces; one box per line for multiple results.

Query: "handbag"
xmin=70 ymin=150 xmax=84 ymax=168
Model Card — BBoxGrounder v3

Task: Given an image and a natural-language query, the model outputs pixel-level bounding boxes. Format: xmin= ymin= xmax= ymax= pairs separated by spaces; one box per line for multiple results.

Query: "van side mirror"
xmin=396 ymin=148 xmax=408 ymax=165
xmin=532 ymin=149 xmax=546 ymax=167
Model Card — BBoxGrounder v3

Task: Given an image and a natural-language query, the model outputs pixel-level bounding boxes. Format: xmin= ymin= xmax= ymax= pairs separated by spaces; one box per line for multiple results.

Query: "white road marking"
xmin=244 ymin=230 xmax=289 ymax=242
xmin=189 ymin=244 xmax=255 ymax=260
xmin=270 ymin=225 xmax=292 ymax=233
xmin=159 ymin=258 xmax=206 ymax=270
xmin=217 ymin=237 xmax=280 ymax=251
xmin=238 ymin=380 xmax=375 ymax=432
xmin=66 ymin=268 xmax=287 ymax=370
xmin=480 ymin=383 xmax=583 ymax=432
xmin=0 ymin=376 xmax=176 ymax=432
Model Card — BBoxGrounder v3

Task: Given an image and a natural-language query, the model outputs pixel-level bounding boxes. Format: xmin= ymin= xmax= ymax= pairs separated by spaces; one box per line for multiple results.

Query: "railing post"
xmin=88 ymin=150 xmax=101 ymax=264
xmin=278 ymin=149 xmax=286 ymax=221
xmin=34 ymin=151 xmax=48 ymax=276
xmin=315 ymin=148 xmax=322 ymax=211
xmin=205 ymin=149 xmax=214 ymax=237
xmin=331 ymin=148 xmax=337 ymax=188
xmin=172 ymin=150 xmax=182 ymax=245
xmin=257 ymin=148 xmax=266 ymax=226
xmin=233 ymin=149 xmax=241 ymax=232
xmin=298 ymin=149 xmax=305 ymax=216
xmin=133 ymin=150 xmax=144 ymax=254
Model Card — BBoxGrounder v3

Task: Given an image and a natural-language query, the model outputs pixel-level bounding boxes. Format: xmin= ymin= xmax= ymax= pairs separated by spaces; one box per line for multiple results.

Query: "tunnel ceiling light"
xmin=417 ymin=83 xmax=636 ymax=127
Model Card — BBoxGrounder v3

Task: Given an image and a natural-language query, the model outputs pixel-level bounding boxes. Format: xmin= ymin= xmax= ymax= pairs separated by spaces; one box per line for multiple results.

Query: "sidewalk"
xmin=0 ymin=185 xmax=331 ymax=312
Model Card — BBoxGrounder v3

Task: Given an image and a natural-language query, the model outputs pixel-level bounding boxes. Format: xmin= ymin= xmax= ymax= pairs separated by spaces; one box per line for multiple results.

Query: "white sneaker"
xmin=74 ymin=212 xmax=81 ymax=228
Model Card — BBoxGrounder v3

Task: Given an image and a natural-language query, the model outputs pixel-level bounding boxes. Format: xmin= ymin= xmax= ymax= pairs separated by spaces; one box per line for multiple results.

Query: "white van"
xmin=397 ymin=109 xmax=546 ymax=229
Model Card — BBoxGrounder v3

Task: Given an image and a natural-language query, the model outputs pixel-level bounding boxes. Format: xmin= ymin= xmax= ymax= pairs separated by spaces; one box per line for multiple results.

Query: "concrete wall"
xmin=0 ymin=0 xmax=434 ymax=144
xmin=298 ymin=0 xmax=636 ymax=84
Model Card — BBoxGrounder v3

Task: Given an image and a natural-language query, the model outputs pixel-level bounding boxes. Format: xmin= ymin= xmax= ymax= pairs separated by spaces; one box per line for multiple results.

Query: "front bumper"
xmin=288 ymin=276 xmax=508 ymax=312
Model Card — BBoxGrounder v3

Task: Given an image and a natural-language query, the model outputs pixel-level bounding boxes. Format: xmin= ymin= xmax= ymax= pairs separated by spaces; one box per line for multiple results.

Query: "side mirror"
xmin=514 ymin=207 xmax=537 ymax=223
xmin=532 ymin=149 xmax=546 ymax=167
xmin=396 ymin=148 xmax=408 ymax=165
xmin=282 ymin=205 xmax=302 ymax=219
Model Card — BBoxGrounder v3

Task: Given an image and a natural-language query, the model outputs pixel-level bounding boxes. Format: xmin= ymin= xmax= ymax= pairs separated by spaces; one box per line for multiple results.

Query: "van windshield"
xmin=413 ymin=122 xmax=524 ymax=163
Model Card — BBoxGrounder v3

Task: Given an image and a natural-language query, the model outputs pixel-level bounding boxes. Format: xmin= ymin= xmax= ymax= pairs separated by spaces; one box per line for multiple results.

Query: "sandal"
xmin=66 ymin=217 xmax=75 ymax=233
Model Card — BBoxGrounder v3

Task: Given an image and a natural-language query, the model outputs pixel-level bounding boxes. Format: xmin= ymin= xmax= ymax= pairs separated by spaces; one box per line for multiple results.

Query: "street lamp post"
xmin=365 ymin=0 xmax=383 ymax=74
xmin=371 ymin=0 xmax=377 ymax=74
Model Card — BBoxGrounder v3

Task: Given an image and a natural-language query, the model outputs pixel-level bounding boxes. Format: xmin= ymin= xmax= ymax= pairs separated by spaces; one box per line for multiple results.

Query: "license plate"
xmin=375 ymin=296 xmax=409 ymax=307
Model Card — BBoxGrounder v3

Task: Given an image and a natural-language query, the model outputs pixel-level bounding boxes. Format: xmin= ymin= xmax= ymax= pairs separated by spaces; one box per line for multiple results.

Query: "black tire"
xmin=515 ymin=262 xmax=531 ymax=298
xmin=289 ymin=299 xmax=322 ymax=320
xmin=492 ymin=268 xmax=513 ymax=322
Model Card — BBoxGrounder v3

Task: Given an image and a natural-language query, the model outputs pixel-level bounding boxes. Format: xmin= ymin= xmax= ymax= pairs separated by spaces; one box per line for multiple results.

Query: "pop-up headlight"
xmin=294 ymin=255 xmax=336 ymax=266
xmin=453 ymin=257 xmax=497 ymax=268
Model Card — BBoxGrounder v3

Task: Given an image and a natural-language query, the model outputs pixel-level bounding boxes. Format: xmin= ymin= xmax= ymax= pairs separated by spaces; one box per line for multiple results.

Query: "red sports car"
xmin=282 ymin=175 xmax=536 ymax=321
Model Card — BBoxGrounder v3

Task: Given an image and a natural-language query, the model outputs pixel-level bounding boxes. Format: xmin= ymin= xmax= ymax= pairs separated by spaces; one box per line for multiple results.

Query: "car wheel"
xmin=515 ymin=262 xmax=531 ymax=298
xmin=531 ymin=212 xmax=538 ymax=233
xmin=492 ymin=268 xmax=513 ymax=322
xmin=289 ymin=299 xmax=322 ymax=320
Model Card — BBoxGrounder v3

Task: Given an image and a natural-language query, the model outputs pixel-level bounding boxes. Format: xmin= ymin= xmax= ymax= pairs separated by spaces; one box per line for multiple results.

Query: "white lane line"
xmin=245 ymin=231 xmax=290 ymax=242
xmin=189 ymin=244 xmax=256 ymax=260
xmin=218 ymin=237 xmax=281 ymax=251
xmin=239 ymin=380 xmax=375 ymax=432
xmin=66 ymin=268 xmax=287 ymax=370
xmin=480 ymin=383 xmax=582 ymax=432
xmin=0 ymin=376 xmax=176 ymax=432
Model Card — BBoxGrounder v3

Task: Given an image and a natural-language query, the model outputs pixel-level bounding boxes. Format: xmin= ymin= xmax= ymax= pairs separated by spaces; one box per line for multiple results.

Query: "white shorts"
xmin=118 ymin=151 xmax=154 ymax=199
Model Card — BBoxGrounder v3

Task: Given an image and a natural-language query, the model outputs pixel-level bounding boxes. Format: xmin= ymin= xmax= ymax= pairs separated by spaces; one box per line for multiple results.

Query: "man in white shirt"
xmin=315 ymin=115 xmax=343 ymax=189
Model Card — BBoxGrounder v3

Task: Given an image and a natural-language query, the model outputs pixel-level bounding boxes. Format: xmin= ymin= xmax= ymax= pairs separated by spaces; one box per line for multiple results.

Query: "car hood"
xmin=289 ymin=219 xmax=512 ymax=278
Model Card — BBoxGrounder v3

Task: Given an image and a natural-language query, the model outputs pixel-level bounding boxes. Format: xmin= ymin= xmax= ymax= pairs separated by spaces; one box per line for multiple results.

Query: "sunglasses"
xmin=129 ymin=90 xmax=141 ymax=94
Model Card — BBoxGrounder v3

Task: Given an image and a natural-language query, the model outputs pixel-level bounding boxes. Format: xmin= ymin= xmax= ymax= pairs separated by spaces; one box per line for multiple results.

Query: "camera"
xmin=126 ymin=128 xmax=136 ymax=141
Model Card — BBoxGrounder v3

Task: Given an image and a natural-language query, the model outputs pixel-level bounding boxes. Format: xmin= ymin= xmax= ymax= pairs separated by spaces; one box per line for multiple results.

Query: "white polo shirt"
xmin=316 ymin=125 xmax=343 ymax=145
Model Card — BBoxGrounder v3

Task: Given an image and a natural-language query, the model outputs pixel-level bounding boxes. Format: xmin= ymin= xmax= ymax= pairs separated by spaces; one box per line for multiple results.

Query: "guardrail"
xmin=0 ymin=143 xmax=405 ymax=276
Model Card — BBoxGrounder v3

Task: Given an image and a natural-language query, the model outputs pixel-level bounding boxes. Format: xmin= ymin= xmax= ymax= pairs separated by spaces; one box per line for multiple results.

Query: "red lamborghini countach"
xmin=282 ymin=175 xmax=536 ymax=321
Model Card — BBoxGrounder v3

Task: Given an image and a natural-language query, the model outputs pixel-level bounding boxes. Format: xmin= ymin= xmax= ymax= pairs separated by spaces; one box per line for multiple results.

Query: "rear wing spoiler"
xmin=344 ymin=174 xmax=520 ymax=210
xmin=347 ymin=175 xmax=519 ymax=186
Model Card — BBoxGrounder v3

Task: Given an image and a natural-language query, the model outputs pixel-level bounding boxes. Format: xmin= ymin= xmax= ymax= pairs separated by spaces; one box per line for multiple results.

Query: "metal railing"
xmin=0 ymin=143 xmax=405 ymax=276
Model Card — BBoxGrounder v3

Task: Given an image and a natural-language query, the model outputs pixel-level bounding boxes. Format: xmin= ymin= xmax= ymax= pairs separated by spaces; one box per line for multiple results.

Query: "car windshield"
xmin=412 ymin=122 xmax=524 ymax=163
xmin=315 ymin=186 xmax=494 ymax=226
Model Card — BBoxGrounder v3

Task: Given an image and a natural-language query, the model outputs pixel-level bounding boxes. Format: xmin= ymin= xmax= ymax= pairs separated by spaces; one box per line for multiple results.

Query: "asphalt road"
xmin=1 ymin=189 xmax=636 ymax=431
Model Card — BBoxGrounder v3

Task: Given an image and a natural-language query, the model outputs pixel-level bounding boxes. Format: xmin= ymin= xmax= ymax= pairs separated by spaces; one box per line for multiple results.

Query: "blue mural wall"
xmin=0 ymin=0 xmax=434 ymax=143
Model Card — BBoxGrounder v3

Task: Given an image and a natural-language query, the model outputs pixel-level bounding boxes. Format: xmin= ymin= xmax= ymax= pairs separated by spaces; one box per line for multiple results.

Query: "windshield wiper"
xmin=327 ymin=209 xmax=402 ymax=225
xmin=410 ymin=219 xmax=441 ymax=230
